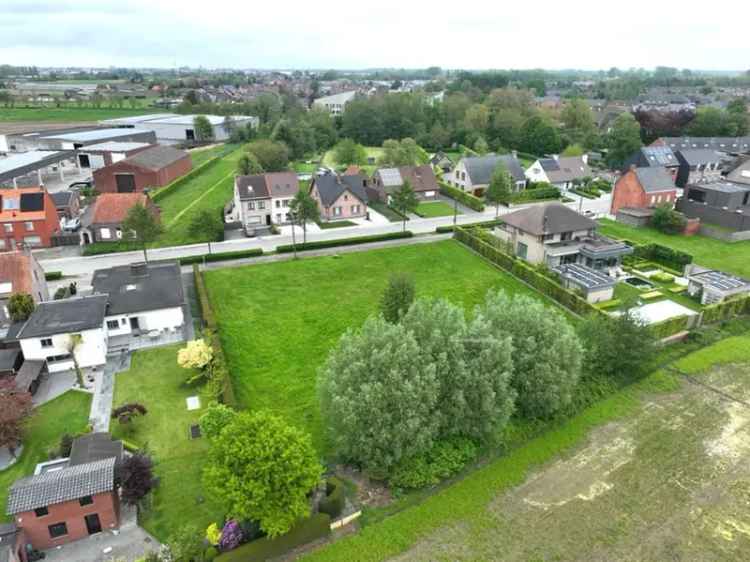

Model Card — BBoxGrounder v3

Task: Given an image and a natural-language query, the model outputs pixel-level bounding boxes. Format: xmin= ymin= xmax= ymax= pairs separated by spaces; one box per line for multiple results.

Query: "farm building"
xmin=92 ymin=145 xmax=192 ymax=193
xmin=100 ymin=113 xmax=259 ymax=144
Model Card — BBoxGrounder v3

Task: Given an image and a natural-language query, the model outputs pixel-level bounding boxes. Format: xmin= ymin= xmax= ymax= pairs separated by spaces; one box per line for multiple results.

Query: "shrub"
xmin=59 ymin=433 xmax=74 ymax=457
xmin=215 ymin=514 xmax=331 ymax=562
xmin=650 ymin=204 xmax=687 ymax=234
xmin=44 ymin=271 xmax=63 ymax=281
xmin=380 ymin=273 xmax=415 ymax=323
xmin=651 ymin=272 xmax=675 ymax=283
xmin=390 ymin=437 xmax=478 ymax=490
xmin=318 ymin=478 xmax=345 ymax=519
xmin=179 ymin=248 xmax=263 ymax=265
xmin=177 ymin=339 xmax=213 ymax=371
xmin=219 ymin=520 xmax=244 ymax=552
xmin=511 ymin=185 xmax=560 ymax=203
xmin=435 ymin=219 xmax=503 ymax=234
xmin=199 ymin=403 xmax=237 ymax=440
xmin=276 ymin=231 xmax=412 ymax=253
xmin=204 ymin=546 xmax=219 ymax=561
xmin=206 ymin=523 xmax=222 ymax=546
xmin=650 ymin=315 xmax=691 ymax=339
xmin=632 ymin=243 xmax=692 ymax=271
xmin=701 ymin=294 xmax=750 ymax=325
xmin=438 ymin=181 xmax=485 ymax=212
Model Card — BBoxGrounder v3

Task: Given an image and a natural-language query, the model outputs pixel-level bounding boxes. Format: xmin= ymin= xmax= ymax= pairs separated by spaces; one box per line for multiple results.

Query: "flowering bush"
xmin=177 ymin=339 xmax=213 ymax=370
xmin=218 ymin=520 xmax=244 ymax=552
xmin=205 ymin=522 xmax=221 ymax=546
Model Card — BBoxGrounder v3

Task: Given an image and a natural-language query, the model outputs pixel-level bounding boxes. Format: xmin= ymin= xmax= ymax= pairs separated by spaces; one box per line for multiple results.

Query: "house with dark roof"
xmin=49 ymin=191 xmax=80 ymax=221
xmin=371 ymin=165 xmax=440 ymax=202
xmin=5 ymin=435 xmax=122 ymax=551
xmin=677 ymin=180 xmax=750 ymax=232
xmin=233 ymin=172 xmax=299 ymax=234
xmin=92 ymin=145 xmax=192 ymax=193
xmin=0 ymin=249 xmax=49 ymax=332
xmin=611 ymin=166 xmax=677 ymax=217
xmin=495 ymin=202 xmax=632 ymax=270
xmin=309 ymin=173 xmax=369 ymax=222
xmin=451 ymin=153 xmax=526 ymax=196
xmin=80 ymin=192 xmax=159 ymax=244
xmin=525 ymin=155 xmax=592 ymax=190
xmin=621 ymin=146 xmax=679 ymax=180
xmin=0 ymin=187 xmax=61 ymax=251
xmin=724 ymin=155 xmax=750 ymax=186
xmin=674 ymin=148 xmax=724 ymax=187
xmin=652 ymin=136 xmax=750 ymax=156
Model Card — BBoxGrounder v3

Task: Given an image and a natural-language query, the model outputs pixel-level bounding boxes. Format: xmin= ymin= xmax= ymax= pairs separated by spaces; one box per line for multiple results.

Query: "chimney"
xmin=130 ymin=262 xmax=148 ymax=277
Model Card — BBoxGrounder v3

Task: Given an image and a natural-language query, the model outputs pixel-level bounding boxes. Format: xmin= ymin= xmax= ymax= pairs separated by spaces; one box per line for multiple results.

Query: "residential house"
xmin=50 ymin=191 xmax=80 ymax=221
xmin=494 ymin=202 xmax=632 ymax=271
xmin=553 ymin=263 xmax=616 ymax=303
xmin=92 ymin=145 xmax=192 ymax=193
xmin=75 ymin=141 xmax=153 ymax=170
xmin=611 ymin=166 xmax=677 ymax=216
xmin=6 ymin=434 xmax=122 ymax=550
xmin=0 ymin=187 xmax=61 ymax=251
xmin=525 ymin=155 xmax=592 ymax=190
xmin=80 ymin=193 xmax=159 ymax=244
xmin=312 ymin=91 xmax=357 ymax=115
xmin=652 ymin=136 xmax=750 ymax=156
xmin=265 ymin=172 xmax=299 ymax=225
xmin=621 ymin=146 xmax=680 ymax=180
xmin=429 ymin=152 xmax=453 ymax=174
xmin=309 ymin=173 xmax=368 ymax=221
xmin=685 ymin=264 xmax=750 ymax=305
xmin=233 ymin=172 xmax=299 ymax=234
xmin=674 ymin=148 xmax=724 ymax=187
xmin=0 ymin=249 xmax=49 ymax=333
xmin=371 ymin=165 xmax=440 ymax=202
xmin=451 ymin=153 xmax=526 ymax=196
xmin=677 ymin=180 xmax=750 ymax=232
xmin=723 ymin=155 xmax=750 ymax=186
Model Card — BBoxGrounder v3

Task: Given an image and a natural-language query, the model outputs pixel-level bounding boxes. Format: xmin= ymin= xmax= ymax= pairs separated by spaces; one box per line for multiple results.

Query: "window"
xmin=258 ymin=201 xmax=266 ymax=210
xmin=24 ymin=236 xmax=41 ymax=247
xmin=689 ymin=189 xmax=706 ymax=203
xmin=275 ymin=200 xmax=281 ymax=208
xmin=41 ymin=338 xmax=53 ymax=348
xmin=247 ymin=201 xmax=255 ymax=211
xmin=48 ymin=522 xmax=68 ymax=539
xmin=100 ymin=228 xmax=111 ymax=240
xmin=283 ymin=200 xmax=289 ymax=207
xmin=25 ymin=221 xmax=34 ymax=231
xmin=106 ymin=320 xmax=120 ymax=330
xmin=516 ymin=242 xmax=528 ymax=260
xmin=3 ymin=223 xmax=12 ymax=233
xmin=560 ymin=232 xmax=572 ymax=241
xmin=2 ymin=198 xmax=19 ymax=211
xmin=344 ymin=194 xmax=349 ymax=201
xmin=79 ymin=496 xmax=93 ymax=506
xmin=333 ymin=207 xmax=342 ymax=216
xmin=34 ymin=506 xmax=49 ymax=517
xmin=351 ymin=205 xmax=360 ymax=214
xmin=276 ymin=214 xmax=282 ymax=222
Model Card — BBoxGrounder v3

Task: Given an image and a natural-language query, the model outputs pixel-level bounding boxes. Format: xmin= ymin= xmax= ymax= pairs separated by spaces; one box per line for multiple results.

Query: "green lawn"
xmin=369 ymin=201 xmax=405 ymax=223
xmin=598 ymin=219 xmax=750 ymax=278
xmin=0 ymin=107 xmax=161 ymax=122
xmin=415 ymin=201 xmax=459 ymax=218
xmin=204 ymin=240 xmax=561 ymax=454
xmin=0 ymin=392 xmax=91 ymax=523
xmin=322 ymin=146 xmax=384 ymax=174
xmin=111 ymin=345 xmax=223 ymax=541
xmin=317 ymin=220 xmax=357 ymax=229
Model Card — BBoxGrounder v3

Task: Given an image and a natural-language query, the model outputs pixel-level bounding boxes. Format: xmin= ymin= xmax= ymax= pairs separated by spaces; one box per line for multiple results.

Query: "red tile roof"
xmin=91 ymin=193 xmax=150 ymax=224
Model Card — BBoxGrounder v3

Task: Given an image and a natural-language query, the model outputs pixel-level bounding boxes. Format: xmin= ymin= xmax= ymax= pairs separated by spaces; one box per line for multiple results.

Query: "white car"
xmin=62 ymin=217 xmax=81 ymax=232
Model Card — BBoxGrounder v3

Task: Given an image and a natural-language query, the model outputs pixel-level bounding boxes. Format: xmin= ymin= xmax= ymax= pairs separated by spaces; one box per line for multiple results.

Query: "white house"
xmin=525 ymin=155 xmax=592 ymax=190
xmin=450 ymin=153 xmax=527 ymax=196
xmin=312 ymin=91 xmax=357 ymax=116
xmin=233 ymin=172 xmax=299 ymax=233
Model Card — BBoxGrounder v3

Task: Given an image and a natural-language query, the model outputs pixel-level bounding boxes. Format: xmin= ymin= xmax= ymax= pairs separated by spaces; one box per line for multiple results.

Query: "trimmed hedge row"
xmin=510 ymin=186 xmax=560 ymax=204
xmin=436 ymin=219 xmax=503 ymax=234
xmin=650 ymin=315 xmax=691 ymax=339
xmin=570 ymin=188 xmax=597 ymax=200
xmin=81 ymin=241 xmax=141 ymax=256
xmin=193 ymin=264 xmax=237 ymax=407
xmin=179 ymin=248 xmax=263 ymax=265
xmin=454 ymin=227 xmax=599 ymax=317
xmin=701 ymin=294 xmax=750 ymax=325
xmin=632 ymin=243 xmax=692 ymax=272
xmin=151 ymin=156 xmax=222 ymax=202
xmin=44 ymin=271 xmax=63 ymax=281
xmin=438 ymin=181 xmax=485 ymax=212
xmin=276 ymin=231 xmax=413 ymax=253
xmin=216 ymin=514 xmax=331 ymax=562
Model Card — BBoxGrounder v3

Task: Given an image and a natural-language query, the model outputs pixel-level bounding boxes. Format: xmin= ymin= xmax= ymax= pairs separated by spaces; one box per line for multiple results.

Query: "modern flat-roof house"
xmin=611 ymin=166 xmax=677 ymax=217
xmin=0 ymin=187 xmax=61 ymax=251
xmin=674 ymin=148 xmax=724 ymax=187
xmin=525 ymin=155 xmax=592 ymax=190
xmin=312 ymin=91 xmax=357 ymax=115
xmin=723 ymin=155 xmax=750 ymax=186
xmin=685 ymin=264 xmax=750 ymax=305
xmin=495 ymin=202 xmax=632 ymax=271
xmin=80 ymin=192 xmax=160 ymax=244
xmin=92 ymin=145 xmax=192 ymax=193
xmin=233 ymin=172 xmax=299 ymax=234
xmin=621 ymin=146 xmax=679 ymax=180
xmin=553 ymin=263 xmax=616 ymax=303
xmin=451 ymin=154 xmax=526 ymax=196
xmin=0 ymin=249 xmax=49 ymax=333
xmin=100 ymin=114 xmax=259 ymax=144
xmin=676 ymin=180 xmax=750 ymax=232
xmin=75 ymin=141 xmax=153 ymax=170
xmin=6 ymin=434 xmax=122 ymax=551
xmin=309 ymin=173 xmax=369 ymax=222
xmin=0 ymin=150 xmax=78 ymax=189
xmin=371 ymin=165 xmax=440 ymax=202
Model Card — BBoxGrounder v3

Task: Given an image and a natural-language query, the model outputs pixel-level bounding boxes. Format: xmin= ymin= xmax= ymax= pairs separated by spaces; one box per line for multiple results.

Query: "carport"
xmin=0 ymin=150 xmax=78 ymax=188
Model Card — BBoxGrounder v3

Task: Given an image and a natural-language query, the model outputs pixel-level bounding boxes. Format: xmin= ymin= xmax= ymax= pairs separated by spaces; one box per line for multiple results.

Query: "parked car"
xmin=69 ymin=179 xmax=93 ymax=190
xmin=62 ymin=217 xmax=81 ymax=232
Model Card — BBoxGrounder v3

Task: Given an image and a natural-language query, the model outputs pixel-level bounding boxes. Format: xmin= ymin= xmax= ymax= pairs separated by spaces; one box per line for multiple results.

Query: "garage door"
xmin=115 ymin=174 xmax=136 ymax=193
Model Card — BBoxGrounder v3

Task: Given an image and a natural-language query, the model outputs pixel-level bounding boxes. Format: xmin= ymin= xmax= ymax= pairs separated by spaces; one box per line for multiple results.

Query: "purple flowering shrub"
xmin=218 ymin=520 xmax=244 ymax=551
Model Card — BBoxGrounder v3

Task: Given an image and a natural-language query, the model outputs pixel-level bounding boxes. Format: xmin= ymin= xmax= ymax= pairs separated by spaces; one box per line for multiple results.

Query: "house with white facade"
xmin=525 ymin=155 xmax=592 ymax=190
xmin=233 ymin=172 xmax=299 ymax=235
xmin=450 ymin=153 xmax=526 ymax=196
xmin=312 ymin=91 xmax=357 ymax=115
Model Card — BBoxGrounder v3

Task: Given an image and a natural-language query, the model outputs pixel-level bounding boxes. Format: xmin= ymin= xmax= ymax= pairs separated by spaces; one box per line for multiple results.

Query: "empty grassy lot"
xmin=111 ymin=345 xmax=223 ymax=541
xmin=598 ymin=219 xmax=750 ymax=278
xmin=0 ymin=392 xmax=91 ymax=524
xmin=414 ymin=201 xmax=458 ymax=218
xmin=204 ymin=240 xmax=562 ymax=453
xmin=302 ymin=333 xmax=750 ymax=562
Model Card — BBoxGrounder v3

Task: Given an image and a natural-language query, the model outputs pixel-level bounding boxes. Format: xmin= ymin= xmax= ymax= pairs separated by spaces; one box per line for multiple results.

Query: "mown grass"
xmin=414 ymin=201 xmax=458 ymax=218
xmin=598 ymin=218 xmax=750 ymax=278
xmin=111 ymin=345 xmax=223 ymax=541
xmin=674 ymin=333 xmax=750 ymax=374
xmin=204 ymin=240 xmax=561 ymax=453
xmin=0 ymin=392 xmax=91 ymax=523
xmin=0 ymin=107 xmax=160 ymax=122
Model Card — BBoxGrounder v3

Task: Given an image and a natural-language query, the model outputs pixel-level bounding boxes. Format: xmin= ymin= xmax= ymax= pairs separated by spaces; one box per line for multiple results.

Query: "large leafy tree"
xmin=332 ymin=138 xmax=367 ymax=166
xmin=378 ymin=138 xmax=423 ymax=167
xmin=480 ymin=291 xmax=582 ymax=419
xmin=485 ymin=164 xmax=513 ymax=216
xmin=245 ymin=139 xmax=289 ymax=172
xmin=121 ymin=202 xmax=163 ymax=263
xmin=390 ymin=180 xmax=419 ymax=232
xmin=7 ymin=293 xmax=34 ymax=323
xmin=727 ymin=98 xmax=749 ymax=136
xmin=203 ymin=411 xmax=322 ymax=537
xmin=0 ymin=379 xmax=33 ymax=457
xmin=319 ymin=316 xmax=440 ymax=475
xmin=187 ymin=209 xmax=224 ymax=253
xmin=236 ymin=152 xmax=264 ymax=176
xmin=193 ymin=115 xmax=214 ymax=141
xmin=380 ymin=273 xmax=415 ymax=323
xmin=119 ymin=453 xmax=158 ymax=506
xmin=560 ymin=98 xmax=597 ymax=147
xmin=520 ymin=115 xmax=562 ymax=155
xmin=606 ymin=113 xmax=642 ymax=168
xmin=651 ymin=203 xmax=686 ymax=234
xmin=289 ymin=189 xmax=320 ymax=245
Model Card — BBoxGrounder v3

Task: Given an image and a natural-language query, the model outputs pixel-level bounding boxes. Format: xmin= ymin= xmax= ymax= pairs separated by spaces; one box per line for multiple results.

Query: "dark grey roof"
xmin=6 ymin=457 xmax=116 ymax=515
xmin=16 ymin=295 xmax=108 ymax=339
xmin=124 ymin=145 xmax=188 ymax=171
xmin=657 ymin=137 xmax=750 ymax=154
xmin=69 ymin=433 xmax=123 ymax=466
xmin=0 ymin=523 xmax=18 ymax=562
xmin=502 ymin=202 xmax=597 ymax=236
xmin=312 ymin=174 xmax=368 ymax=207
xmin=463 ymin=154 xmax=525 ymax=184
xmin=0 ymin=348 xmax=20 ymax=371
xmin=624 ymin=146 xmax=678 ymax=169
xmin=687 ymin=180 xmax=750 ymax=194
xmin=50 ymin=191 xmax=75 ymax=208
xmin=14 ymin=360 xmax=44 ymax=392
xmin=633 ymin=167 xmax=676 ymax=193
xmin=554 ymin=263 xmax=616 ymax=290
xmin=676 ymin=148 xmax=723 ymax=166
xmin=235 ymin=175 xmax=270 ymax=200
xmin=725 ymin=155 xmax=750 ymax=185
xmin=92 ymin=261 xmax=184 ymax=315
xmin=538 ymin=156 xmax=592 ymax=183
xmin=689 ymin=270 xmax=750 ymax=292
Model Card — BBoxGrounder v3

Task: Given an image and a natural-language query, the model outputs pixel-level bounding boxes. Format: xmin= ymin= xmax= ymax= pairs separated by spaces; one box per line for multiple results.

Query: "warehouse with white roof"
xmin=100 ymin=113 xmax=258 ymax=144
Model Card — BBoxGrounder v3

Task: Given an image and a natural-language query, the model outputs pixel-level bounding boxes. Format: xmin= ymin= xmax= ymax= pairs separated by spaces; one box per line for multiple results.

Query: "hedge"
xmin=436 ymin=219 xmax=503 ymax=234
xmin=454 ymin=227 xmax=600 ymax=318
xmin=438 ymin=181 xmax=485 ymax=212
xmin=179 ymin=248 xmax=263 ymax=265
xmin=570 ymin=188 xmax=597 ymax=199
xmin=318 ymin=478 xmax=345 ymax=519
xmin=276 ymin=231 xmax=413 ymax=253
xmin=151 ymin=156 xmax=222 ymax=202
xmin=44 ymin=271 xmax=63 ymax=281
xmin=701 ymin=294 xmax=750 ymax=325
xmin=510 ymin=185 xmax=560 ymax=204
xmin=193 ymin=264 xmax=237 ymax=406
xmin=216 ymin=514 xmax=331 ymax=562
xmin=650 ymin=315 xmax=691 ymax=339
xmin=81 ymin=241 xmax=141 ymax=256
xmin=632 ymin=243 xmax=692 ymax=272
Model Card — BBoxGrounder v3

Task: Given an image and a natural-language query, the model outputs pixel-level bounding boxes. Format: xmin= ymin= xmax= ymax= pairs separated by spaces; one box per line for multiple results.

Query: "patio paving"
xmin=627 ymin=300 xmax=698 ymax=325
xmin=32 ymin=370 xmax=79 ymax=406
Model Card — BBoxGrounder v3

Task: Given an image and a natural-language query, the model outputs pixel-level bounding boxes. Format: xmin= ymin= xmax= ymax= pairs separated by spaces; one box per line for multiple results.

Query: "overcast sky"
xmin=2 ymin=0 xmax=748 ymax=71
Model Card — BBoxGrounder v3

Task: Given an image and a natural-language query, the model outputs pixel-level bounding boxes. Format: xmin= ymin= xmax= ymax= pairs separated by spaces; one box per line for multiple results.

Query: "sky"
xmin=1 ymin=0 xmax=749 ymax=71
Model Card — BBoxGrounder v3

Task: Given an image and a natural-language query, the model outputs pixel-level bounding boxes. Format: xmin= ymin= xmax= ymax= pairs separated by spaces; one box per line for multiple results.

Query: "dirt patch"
xmin=335 ymin=465 xmax=392 ymax=509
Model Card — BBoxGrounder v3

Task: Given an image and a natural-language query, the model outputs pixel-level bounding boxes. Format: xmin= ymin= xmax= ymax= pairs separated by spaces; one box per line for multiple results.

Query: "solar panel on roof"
xmin=20 ymin=192 xmax=44 ymax=212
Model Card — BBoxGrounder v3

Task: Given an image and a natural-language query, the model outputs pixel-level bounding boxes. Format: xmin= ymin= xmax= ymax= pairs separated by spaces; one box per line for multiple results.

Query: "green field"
xmin=111 ymin=345 xmax=223 ymax=540
xmin=204 ymin=240 xmax=562 ymax=453
xmin=598 ymin=219 xmax=750 ymax=278
xmin=414 ymin=201 xmax=459 ymax=218
xmin=0 ymin=107 xmax=161 ymax=122
xmin=0 ymin=392 xmax=91 ymax=523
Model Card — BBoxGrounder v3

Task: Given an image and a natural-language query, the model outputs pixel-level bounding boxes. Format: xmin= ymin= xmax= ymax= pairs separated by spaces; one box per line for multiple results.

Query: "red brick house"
xmin=0 ymin=187 xmax=61 ymax=251
xmin=610 ymin=166 xmax=677 ymax=216
xmin=93 ymin=145 xmax=192 ymax=194
xmin=0 ymin=523 xmax=28 ymax=562
xmin=81 ymin=192 xmax=160 ymax=244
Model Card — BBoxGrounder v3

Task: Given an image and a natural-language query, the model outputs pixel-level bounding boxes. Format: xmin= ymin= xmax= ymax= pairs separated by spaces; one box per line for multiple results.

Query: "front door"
xmin=85 ymin=513 xmax=102 ymax=535
xmin=129 ymin=317 xmax=140 ymax=331
xmin=265 ymin=214 xmax=272 ymax=226
xmin=115 ymin=174 xmax=136 ymax=193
